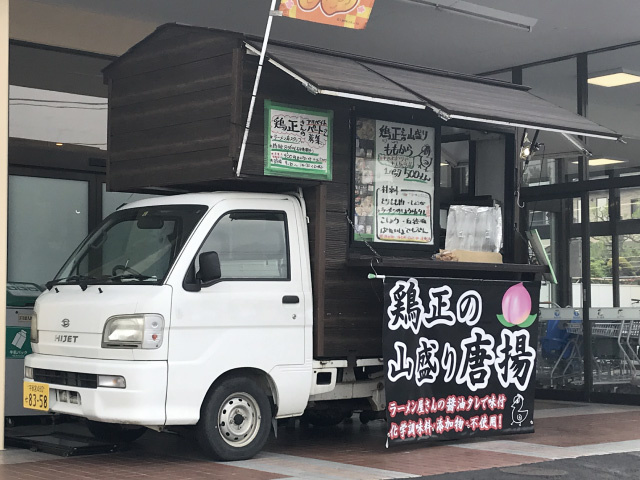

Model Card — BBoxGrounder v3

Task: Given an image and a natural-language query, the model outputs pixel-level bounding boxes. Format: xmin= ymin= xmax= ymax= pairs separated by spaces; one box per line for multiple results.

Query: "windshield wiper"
xmin=108 ymin=273 xmax=157 ymax=283
xmin=45 ymin=275 xmax=97 ymax=291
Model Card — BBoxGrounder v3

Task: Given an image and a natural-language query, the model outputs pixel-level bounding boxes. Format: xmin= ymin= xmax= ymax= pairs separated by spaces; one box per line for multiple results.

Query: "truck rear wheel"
xmin=86 ymin=420 xmax=147 ymax=443
xmin=196 ymin=377 xmax=272 ymax=461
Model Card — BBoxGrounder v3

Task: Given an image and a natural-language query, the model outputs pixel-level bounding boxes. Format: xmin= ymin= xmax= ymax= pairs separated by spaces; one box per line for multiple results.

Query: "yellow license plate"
xmin=23 ymin=381 xmax=49 ymax=411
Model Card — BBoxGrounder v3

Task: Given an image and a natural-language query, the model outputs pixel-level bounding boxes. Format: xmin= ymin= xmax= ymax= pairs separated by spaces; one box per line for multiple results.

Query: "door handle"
xmin=282 ymin=295 xmax=299 ymax=304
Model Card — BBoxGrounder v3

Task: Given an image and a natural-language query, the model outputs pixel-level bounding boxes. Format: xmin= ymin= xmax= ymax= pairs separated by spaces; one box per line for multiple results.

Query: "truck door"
xmin=166 ymin=197 xmax=309 ymax=423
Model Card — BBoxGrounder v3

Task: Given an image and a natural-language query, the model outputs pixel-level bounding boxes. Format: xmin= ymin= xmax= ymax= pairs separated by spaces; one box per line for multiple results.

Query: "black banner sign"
xmin=383 ymin=277 xmax=540 ymax=446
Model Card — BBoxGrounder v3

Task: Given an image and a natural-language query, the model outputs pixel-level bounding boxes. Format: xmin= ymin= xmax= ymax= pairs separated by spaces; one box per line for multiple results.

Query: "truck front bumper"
xmin=24 ymin=353 xmax=167 ymax=425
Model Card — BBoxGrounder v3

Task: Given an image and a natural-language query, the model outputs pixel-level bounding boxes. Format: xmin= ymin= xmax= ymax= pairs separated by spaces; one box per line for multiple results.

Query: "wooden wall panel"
xmin=108 ymin=147 xmax=230 ymax=190
xmin=104 ymin=28 xmax=239 ymax=80
xmin=110 ymin=117 xmax=232 ymax=163
xmin=106 ymin=27 xmax=243 ymax=191
xmin=110 ymin=55 xmax=234 ymax=108
xmin=110 ymin=87 xmax=232 ymax=136
xmin=326 ymin=182 xmax=349 ymax=213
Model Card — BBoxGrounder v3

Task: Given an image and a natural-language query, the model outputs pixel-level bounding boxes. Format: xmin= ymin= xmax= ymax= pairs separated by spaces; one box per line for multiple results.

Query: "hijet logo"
xmin=497 ymin=283 xmax=537 ymax=328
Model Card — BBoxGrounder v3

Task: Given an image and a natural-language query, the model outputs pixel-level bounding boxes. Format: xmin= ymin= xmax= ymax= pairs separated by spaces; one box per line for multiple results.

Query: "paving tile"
xmin=512 ymin=411 xmax=640 ymax=447
xmin=0 ymin=400 xmax=638 ymax=479
xmin=0 ymin=453 xmax=284 ymax=480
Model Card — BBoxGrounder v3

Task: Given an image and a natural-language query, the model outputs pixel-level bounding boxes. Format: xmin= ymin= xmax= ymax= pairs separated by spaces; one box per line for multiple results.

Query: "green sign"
xmin=6 ymin=327 xmax=32 ymax=359
xmin=264 ymin=101 xmax=333 ymax=180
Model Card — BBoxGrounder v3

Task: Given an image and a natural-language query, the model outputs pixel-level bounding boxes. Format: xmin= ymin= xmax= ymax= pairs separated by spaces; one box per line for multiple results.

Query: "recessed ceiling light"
xmin=588 ymin=68 xmax=640 ymax=87
xmin=571 ymin=158 xmax=626 ymax=166
xmin=55 ymin=143 xmax=63 ymax=146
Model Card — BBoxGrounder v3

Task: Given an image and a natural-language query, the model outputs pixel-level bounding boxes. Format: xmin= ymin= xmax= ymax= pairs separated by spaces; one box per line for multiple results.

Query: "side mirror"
xmin=198 ymin=251 xmax=221 ymax=283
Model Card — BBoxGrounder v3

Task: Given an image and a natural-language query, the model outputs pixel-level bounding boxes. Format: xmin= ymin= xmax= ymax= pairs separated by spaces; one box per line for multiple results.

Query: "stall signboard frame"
xmin=383 ymin=276 xmax=540 ymax=446
xmin=264 ymin=100 xmax=333 ymax=181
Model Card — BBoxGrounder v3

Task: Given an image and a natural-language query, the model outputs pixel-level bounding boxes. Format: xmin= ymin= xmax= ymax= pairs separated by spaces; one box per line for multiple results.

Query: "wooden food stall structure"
xmin=102 ymin=23 xmax=618 ymax=361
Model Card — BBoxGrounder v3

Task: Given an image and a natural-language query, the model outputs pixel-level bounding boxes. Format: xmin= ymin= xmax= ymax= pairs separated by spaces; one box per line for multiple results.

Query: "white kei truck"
xmin=23 ymin=191 xmax=386 ymax=461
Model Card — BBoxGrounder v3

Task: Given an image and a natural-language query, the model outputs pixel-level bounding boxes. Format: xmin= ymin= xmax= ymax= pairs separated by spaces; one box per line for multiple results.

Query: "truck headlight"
xmin=102 ymin=314 xmax=164 ymax=349
xmin=30 ymin=313 xmax=38 ymax=344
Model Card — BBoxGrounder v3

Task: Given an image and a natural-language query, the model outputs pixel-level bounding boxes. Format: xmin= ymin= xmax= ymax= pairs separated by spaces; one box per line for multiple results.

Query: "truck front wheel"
xmin=196 ymin=377 xmax=272 ymax=461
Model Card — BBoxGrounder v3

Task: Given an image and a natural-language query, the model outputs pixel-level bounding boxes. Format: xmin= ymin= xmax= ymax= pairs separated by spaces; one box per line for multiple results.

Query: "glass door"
xmin=8 ymin=175 xmax=89 ymax=286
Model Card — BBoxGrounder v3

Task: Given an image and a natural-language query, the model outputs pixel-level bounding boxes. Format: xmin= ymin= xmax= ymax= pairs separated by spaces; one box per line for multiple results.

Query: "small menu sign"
xmin=264 ymin=101 xmax=333 ymax=180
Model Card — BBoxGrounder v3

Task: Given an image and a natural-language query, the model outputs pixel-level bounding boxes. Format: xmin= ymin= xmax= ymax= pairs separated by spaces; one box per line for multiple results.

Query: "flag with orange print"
xmin=279 ymin=0 xmax=376 ymax=30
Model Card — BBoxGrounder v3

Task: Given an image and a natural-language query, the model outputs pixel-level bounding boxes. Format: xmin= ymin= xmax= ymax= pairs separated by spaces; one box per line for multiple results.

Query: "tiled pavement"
xmin=2 ymin=400 xmax=640 ymax=479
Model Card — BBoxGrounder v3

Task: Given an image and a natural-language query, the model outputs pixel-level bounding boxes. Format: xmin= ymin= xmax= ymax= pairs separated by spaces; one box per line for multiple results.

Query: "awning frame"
xmin=245 ymin=42 xmax=428 ymax=111
xmin=244 ymin=41 xmax=620 ymax=142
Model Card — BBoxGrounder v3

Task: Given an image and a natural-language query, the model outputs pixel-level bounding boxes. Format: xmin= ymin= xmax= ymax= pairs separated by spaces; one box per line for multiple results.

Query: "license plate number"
xmin=23 ymin=382 xmax=49 ymax=411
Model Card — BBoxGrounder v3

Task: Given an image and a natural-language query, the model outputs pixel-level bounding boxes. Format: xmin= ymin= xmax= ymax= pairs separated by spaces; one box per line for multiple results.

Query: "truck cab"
xmin=25 ymin=191 xmax=316 ymax=460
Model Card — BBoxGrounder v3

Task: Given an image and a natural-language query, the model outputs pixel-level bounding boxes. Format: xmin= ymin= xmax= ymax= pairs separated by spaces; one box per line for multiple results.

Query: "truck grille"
xmin=33 ymin=369 xmax=98 ymax=389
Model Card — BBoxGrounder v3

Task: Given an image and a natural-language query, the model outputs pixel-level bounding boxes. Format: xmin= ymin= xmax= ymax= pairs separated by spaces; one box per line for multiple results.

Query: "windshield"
xmin=54 ymin=204 xmax=207 ymax=286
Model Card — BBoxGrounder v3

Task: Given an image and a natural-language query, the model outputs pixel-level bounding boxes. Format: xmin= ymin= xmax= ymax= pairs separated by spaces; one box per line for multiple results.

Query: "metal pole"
xmin=235 ymin=0 xmax=279 ymax=177
xmin=0 ymin=0 xmax=8 ymax=450
xmin=577 ymin=53 xmax=592 ymax=400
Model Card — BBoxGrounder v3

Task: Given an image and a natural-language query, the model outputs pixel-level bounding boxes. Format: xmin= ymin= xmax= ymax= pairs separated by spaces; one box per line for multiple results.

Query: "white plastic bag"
xmin=445 ymin=205 xmax=502 ymax=253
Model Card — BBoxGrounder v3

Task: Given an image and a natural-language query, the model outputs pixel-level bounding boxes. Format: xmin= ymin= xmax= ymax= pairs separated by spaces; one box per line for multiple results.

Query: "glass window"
xmin=620 ymin=186 xmax=640 ymax=220
xmin=573 ymin=197 xmax=581 ymax=223
xmin=589 ymin=190 xmax=610 ymax=222
xmin=527 ymin=198 xmax=581 ymax=308
xmin=55 ymin=205 xmax=207 ymax=285
xmin=523 ymin=157 xmax=557 ymax=186
xmin=619 ymin=234 xmax=640 ymax=306
xmin=8 ymin=176 xmax=88 ymax=286
xmin=537 ymin=231 xmax=584 ymax=392
xmin=590 ymin=236 xmax=613 ymax=307
xmin=198 ymin=211 xmax=289 ymax=280
xmin=523 ymin=156 xmax=582 ymax=187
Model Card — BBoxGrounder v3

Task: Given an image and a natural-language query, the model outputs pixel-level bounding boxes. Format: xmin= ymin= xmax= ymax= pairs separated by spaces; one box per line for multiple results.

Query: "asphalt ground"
xmin=404 ymin=451 xmax=640 ymax=479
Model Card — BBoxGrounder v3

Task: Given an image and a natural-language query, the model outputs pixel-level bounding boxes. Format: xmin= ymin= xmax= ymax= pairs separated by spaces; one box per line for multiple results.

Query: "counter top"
xmin=347 ymin=253 xmax=548 ymax=277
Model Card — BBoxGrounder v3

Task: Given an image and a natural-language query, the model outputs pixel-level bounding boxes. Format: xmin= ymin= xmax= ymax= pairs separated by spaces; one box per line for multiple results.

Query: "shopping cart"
xmin=548 ymin=311 xmax=640 ymax=387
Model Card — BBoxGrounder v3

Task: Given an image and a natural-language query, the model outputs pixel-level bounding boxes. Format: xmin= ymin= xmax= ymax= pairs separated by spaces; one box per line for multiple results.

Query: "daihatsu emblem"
xmin=62 ymin=319 xmax=70 ymax=328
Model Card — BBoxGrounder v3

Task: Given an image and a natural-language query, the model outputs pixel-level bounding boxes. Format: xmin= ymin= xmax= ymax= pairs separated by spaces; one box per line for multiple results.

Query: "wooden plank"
xmin=105 ymin=29 xmax=240 ymax=80
xmin=326 ymin=182 xmax=349 ymax=212
xmin=318 ymin=261 xmax=385 ymax=357
xmin=110 ymin=55 xmax=234 ymax=108
xmin=110 ymin=86 xmax=232 ymax=135
xmin=110 ymin=117 xmax=231 ymax=163
xmin=322 ymin=322 xmax=381 ymax=358
xmin=108 ymin=147 xmax=231 ymax=190
xmin=229 ymin=46 xmax=245 ymax=162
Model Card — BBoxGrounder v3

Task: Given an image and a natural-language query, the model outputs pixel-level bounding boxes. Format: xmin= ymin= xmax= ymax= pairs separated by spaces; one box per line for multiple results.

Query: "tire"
xmin=86 ymin=420 xmax=147 ymax=443
xmin=359 ymin=410 xmax=374 ymax=424
xmin=196 ymin=377 xmax=272 ymax=461
xmin=301 ymin=408 xmax=352 ymax=427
